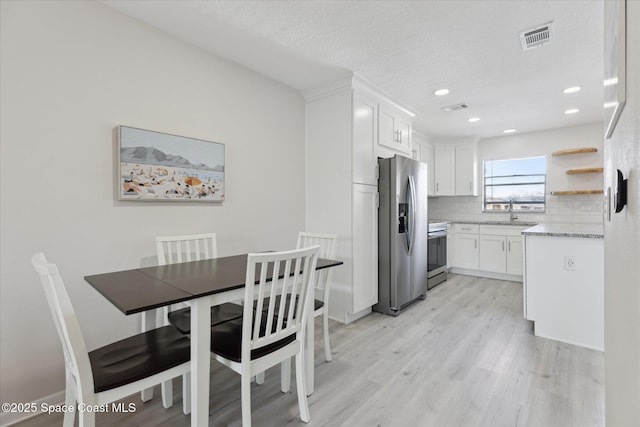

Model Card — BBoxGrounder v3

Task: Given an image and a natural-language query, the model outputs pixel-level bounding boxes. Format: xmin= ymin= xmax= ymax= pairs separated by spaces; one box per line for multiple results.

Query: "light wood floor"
xmin=17 ymin=274 xmax=604 ymax=426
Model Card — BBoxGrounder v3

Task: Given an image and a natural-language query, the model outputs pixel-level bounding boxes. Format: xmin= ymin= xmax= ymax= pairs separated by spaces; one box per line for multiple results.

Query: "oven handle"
xmin=428 ymin=231 xmax=447 ymax=239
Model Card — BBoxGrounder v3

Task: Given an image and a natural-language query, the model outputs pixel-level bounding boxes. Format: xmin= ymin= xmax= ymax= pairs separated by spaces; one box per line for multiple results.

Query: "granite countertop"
xmin=443 ymin=220 xmax=539 ymax=227
xmin=521 ymin=223 xmax=604 ymax=239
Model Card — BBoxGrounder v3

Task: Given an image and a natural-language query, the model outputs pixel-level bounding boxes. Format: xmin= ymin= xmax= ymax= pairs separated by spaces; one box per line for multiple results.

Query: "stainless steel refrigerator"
xmin=374 ymin=155 xmax=429 ymax=316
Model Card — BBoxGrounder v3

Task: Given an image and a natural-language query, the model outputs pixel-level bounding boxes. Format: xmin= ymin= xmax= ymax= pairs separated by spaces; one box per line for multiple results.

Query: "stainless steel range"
xmin=427 ymin=221 xmax=448 ymax=289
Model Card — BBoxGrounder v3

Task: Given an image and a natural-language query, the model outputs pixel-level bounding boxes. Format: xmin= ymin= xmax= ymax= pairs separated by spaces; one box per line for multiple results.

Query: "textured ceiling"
xmin=101 ymin=0 xmax=604 ymax=139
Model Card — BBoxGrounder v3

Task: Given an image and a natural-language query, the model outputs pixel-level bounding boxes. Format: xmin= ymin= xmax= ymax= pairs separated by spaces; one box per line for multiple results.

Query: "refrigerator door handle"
xmin=408 ymin=175 xmax=417 ymax=255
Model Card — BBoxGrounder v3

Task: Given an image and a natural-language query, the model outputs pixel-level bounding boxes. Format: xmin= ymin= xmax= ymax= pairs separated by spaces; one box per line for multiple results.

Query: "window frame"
xmin=482 ymin=155 xmax=547 ymax=213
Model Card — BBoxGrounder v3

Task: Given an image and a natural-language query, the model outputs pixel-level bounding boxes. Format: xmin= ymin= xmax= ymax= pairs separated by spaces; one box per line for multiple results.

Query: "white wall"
xmin=603 ymin=0 xmax=640 ymax=424
xmin=429 ymin=123 xmax=604 ymax=224
xmin=0 ymin=0 xmax=305 ymax=408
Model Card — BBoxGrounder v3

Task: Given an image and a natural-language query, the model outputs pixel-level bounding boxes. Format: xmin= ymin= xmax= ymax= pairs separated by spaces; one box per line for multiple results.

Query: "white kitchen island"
xmin=522 ymin=223 xmax=604 ymax=351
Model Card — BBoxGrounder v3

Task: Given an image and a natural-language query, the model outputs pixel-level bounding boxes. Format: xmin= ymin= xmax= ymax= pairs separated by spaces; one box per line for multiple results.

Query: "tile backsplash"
xmin=428 ymin=194 xmax=603 ymax=224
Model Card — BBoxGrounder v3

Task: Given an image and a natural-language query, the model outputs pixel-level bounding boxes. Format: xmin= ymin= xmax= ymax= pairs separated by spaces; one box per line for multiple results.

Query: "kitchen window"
xmin=483 ymin=156 xmax=546 ymax=212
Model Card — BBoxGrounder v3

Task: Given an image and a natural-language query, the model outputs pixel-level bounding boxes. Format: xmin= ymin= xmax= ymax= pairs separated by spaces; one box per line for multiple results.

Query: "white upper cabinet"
xmin=352 ymin=92 xmax=378 ymax=186
xmin=433 ymin=139 xmax=478 ymax=196
xmin=378 ymin=103 xmax=412 ymax=155
xmin=412 ymin=131 xmax=435 ymax=196
xmin=434 ymin=144 xmax=455 ymax=195
xmin=455 ymin=142 xmax=478 ymax=196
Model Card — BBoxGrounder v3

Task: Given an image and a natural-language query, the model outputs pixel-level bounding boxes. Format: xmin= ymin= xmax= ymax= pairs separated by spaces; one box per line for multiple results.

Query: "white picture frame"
xmin=604 ymin=0 xmax=626 ymax=139
xmin=117 ymin=126 xmax=225 ymax=202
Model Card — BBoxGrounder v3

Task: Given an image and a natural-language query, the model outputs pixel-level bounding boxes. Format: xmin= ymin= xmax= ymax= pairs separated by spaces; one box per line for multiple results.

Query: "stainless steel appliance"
xmin=427 ymin=221 xmax=448 ymax=289
xmin=374 ymin=155 xmax=429 ymax=316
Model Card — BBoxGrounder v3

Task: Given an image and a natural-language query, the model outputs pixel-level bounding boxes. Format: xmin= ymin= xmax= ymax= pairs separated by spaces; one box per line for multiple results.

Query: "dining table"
xmin=84 ymin=253 xmax=343 ymax=426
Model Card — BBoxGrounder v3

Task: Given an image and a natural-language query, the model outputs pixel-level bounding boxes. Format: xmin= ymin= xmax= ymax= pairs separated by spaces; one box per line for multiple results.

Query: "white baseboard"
xmin=0 ymin=390 xmax=65 ymax=427
xmin=449 ymin=267 xmax=523 ymax=283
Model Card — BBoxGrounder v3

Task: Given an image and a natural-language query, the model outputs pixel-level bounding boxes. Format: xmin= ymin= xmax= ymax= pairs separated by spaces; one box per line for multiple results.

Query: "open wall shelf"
xmin=551 ymin=190 xmax=604 ymax=195
xmin=551 ymin=148 xmax=603 ymax=195
xmin=552 ymin=147 xmax=598 ymax=156
xmin=566 ymin=167 xmax=604 ymax=174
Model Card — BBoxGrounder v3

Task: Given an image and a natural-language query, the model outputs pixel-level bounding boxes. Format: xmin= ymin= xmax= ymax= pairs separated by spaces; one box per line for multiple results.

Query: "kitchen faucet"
xmin=509 ymin=199 xmax=518 ymax=222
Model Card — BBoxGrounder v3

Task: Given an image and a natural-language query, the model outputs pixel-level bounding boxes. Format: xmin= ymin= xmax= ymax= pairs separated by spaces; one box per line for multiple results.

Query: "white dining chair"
xmin=151 ymin=233 xmax=244 ymax=411
xmin=31 ymin=253 xmax=191 ymax=427
xmin=297 ymin=232 xmax=338 ymax=362
xmin=209 ymin=246 xmax=320 ymax=427
xmin=253 ymin=232 xmax=338 ymax=386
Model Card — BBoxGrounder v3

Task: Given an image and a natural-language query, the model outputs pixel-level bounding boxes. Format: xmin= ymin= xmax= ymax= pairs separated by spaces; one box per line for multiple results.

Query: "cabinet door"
xmin=455 ymin=143 xmax=477 ymax=195
xmin=353 ymin=92 xmax=378 ymax=185
xmin=378 ymin=106 xmax=397 ymax=151
xmin=506 ymin=236 xmax=524 ymax=275
xmin=352 ymin=183 xmax=378 ymax=313
xmin=396 ymin=116 xmax=412 ymax=154
xmin=434 ymin=144 xmax=455 ymax=195
xmin=453 ymin=234 xmax=478 ymax=269
xmin=447 ymin=224 xmax=453 ymax=268
xmin=479 ymin=235 xmax=507 ymax=273
xmin=378 ymin=104 xmax=412 ymax=155
xmin=420 ymin=142 xmax=435 ymax=196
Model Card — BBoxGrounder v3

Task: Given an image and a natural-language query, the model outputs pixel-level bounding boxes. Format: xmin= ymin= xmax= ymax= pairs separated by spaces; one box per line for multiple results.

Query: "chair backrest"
xmin=296 ymin=232 xmax=338 ymax=295
xmin=243 ymin=246 xmax=319 ymax=360
xmin=155 ymin=233 xmax=217 ymax=265
xmin=31 ymin=253 xmax=94 ymax=401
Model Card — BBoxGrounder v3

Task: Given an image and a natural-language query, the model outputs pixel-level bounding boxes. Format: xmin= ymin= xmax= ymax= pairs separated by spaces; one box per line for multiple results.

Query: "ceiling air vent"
xmin=442 ymin=103 xmax=468 ymax=113
xmin=520 ymin=21 xmax=553 ymax=51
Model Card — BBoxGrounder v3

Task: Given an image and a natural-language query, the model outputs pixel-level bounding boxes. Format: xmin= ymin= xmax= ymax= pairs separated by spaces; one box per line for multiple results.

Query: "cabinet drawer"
xmin=479 ymin=225 xmax=528 ymax=236
xmin=454 ymin=223 xmax=479 ymax=234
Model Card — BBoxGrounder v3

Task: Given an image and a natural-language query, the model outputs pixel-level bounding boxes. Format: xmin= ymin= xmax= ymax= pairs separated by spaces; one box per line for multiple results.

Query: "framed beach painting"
xmin=604 ymin=0 xmax=626 ymax=139
xmin=117 ymin=126 xmax=225 ymax=202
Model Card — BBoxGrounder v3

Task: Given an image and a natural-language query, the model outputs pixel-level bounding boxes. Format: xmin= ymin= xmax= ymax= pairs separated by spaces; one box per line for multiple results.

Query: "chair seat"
xmin=89 ymin=326 xmax=190 ymax=393
xmin=210 ymin=313 xmax=296 ymax=363
xmin=167 ymin=302 xmax=245 ymax=334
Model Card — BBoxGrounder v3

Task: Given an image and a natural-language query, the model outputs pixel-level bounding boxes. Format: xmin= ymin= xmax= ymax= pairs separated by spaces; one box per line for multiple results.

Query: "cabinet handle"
xmin=475 ymin=238 xmax=477 ymax=249
xmin=502 ymin=241 xmax=505 ymax=251
xmin=436 ymin=182 xmax=439 ymax=192
xmin=508 ymin=241 xmax=511 ymax=251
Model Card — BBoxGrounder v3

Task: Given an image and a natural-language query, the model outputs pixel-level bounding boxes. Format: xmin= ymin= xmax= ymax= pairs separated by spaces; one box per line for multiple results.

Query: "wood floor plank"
xmin=15 ymin=274 xmax=604 ymax=426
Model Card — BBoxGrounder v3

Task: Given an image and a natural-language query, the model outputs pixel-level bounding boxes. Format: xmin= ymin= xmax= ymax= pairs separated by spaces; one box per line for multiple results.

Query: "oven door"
xmin=427 ymin=231 xmax=447 ymax=285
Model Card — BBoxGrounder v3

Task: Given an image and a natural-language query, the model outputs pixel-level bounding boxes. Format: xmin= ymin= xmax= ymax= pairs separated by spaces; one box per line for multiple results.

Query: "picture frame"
xmin=117 ymin=126 xmax=225 ymax=202
xmin=604 ymin=0 xmax=626 ymax=139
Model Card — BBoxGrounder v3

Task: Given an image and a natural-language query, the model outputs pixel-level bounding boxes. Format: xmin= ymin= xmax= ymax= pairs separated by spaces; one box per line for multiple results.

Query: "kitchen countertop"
xmin=521 ymin=223 xmax=604 ymax=239
xmin=437 ymin=220 xmax=539 ymax=227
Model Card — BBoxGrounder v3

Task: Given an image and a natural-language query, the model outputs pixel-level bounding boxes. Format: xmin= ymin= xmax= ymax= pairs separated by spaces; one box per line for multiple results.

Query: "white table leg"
xmin=191 ymin=298 xmax=211 ymax=427
xmin=305 ymin=291 xmax=314 ymax=395
xmin=141 ymin=310 xmax=156 ymax=402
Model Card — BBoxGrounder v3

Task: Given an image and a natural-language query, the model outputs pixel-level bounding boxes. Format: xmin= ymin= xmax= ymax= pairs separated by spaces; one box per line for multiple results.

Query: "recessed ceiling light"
xmin=564 ymin=108 xmax=580 ymax=115
xmin=434 ymin=89 xmax=450 ymax=96
xmin=563 ymin=86 xmax=581 ymax=94
xmin=468 ymin=117 xmax=480 ymax=123
xmin=503 ymin=129 xmax=517 ymax=134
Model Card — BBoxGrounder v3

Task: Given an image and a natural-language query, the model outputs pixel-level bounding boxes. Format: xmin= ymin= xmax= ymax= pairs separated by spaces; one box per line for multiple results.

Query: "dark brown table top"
xmin=85 ymin=254 xmax=342 ymax=315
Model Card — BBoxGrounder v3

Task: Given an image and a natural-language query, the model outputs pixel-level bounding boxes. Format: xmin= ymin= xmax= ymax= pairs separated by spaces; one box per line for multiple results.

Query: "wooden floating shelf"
xmin=552 ymin=147 xmax=598 ymax=156
xmin=566 ymin=167 xmax=604 ymax=174
xmin=551 ymin=190 xmax=604 ymax=195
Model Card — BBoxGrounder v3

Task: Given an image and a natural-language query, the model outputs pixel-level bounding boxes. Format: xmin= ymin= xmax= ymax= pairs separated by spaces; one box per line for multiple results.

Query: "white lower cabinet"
xmin=453 ymin=224 xmax=479 ymax=269
xmin=479 ymin=234 xmax=506 ymax=273
xmin=446 ymin=223 xmax=453 ymax=268
xmin=478 ymin=235 xmax=524 ymax=275
xmin=450 ymin=223 xmax=527 ymax=279
xmin=506 ymin=236 xmax=523 ymax=275
xmin=352 ymin=183 xmax=378 ymax=313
